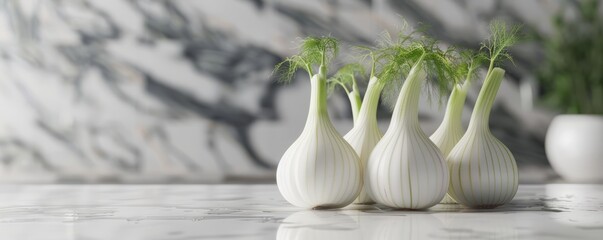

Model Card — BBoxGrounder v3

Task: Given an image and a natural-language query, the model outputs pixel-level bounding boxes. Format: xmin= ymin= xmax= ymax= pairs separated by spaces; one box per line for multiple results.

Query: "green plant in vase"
xmin=539 ymin=0 xmax=603 ymax=183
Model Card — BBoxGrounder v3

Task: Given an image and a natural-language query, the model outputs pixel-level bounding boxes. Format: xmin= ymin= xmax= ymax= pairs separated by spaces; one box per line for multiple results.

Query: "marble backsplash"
xmin=0 ymin=0 xmax=565 ymax=183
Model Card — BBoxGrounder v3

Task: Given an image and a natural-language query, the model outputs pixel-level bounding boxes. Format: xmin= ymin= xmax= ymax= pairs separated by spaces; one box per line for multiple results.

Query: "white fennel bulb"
xmin=277 ymin=74 xmax=362 ymax=208
xmin=429 ymin=51 xmax=483 ymax=204
xmin=429 ymin=87 xmax=467 ymax=204
xmin=430 ymin=86 xmax=467 ymax=160
xmin=366 ymin=56 xmax=449 ymax=209
xmin=332 ymin=48 xmax=413 ymax=204
xmin=343 ymin=77 xmax=385 ymax=204
xmin=446 ymin=68 xmax=518 ymax=208
xmin=274 ymin=37 xmax=362 ymax=209
xmin=447 ymin=21 xmax=520 ymax=208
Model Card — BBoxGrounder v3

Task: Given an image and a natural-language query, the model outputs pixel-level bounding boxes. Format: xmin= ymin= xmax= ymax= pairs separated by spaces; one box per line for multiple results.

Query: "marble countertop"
xmin=0 ymin=184 xmax=601 ymax=239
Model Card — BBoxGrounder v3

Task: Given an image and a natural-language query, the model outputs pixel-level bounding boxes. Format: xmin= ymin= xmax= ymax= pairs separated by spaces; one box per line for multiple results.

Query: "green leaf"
xmin=536 ymin=0 xmax=603 ymax=114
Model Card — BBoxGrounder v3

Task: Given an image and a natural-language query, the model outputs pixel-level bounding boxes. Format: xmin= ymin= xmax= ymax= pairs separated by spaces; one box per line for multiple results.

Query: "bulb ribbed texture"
xmin=447 ymin=68 xmax=518 ymax=208
xmin=366 ymin=65 xmax=449 ymax=209
xmin=277 ymin=74 xmax=362 ymax=209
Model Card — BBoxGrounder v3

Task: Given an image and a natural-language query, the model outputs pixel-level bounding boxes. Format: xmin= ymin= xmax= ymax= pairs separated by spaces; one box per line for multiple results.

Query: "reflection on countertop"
xmin=0 ymin=184 xmax=600 ymax=239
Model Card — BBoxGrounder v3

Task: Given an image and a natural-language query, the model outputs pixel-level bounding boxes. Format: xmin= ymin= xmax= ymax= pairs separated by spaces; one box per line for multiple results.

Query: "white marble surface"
xmin=0 ymin=184 xmax=601 ymax=239
xmin=0 ymin=0 xmax=562 ymax=183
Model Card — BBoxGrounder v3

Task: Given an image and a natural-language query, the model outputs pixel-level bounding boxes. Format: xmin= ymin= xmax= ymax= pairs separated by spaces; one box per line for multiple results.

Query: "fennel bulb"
xmin=446 ymin=68 xmax=518 ymax=208
xmin=366 ymin=56 xmax=450 ymax=209
xmin=430 ymin=86 xmax=467 ymax=160
xmin=446 ymin=21 xmax=520 ymax=208
xmin=430 ymin=51 xmax=483 ymax=204
xmin=277 ymin=73 xmax=362 ymax=208
xmin=275 ymin=37 xmax=362 ymax=209
xmin=343 ymin=77 xmax=385 ymax=204
xmin=429 ymin=87 xmax=467 ymax=204
xmin=334 ymin=47 xmax=413 ymax=204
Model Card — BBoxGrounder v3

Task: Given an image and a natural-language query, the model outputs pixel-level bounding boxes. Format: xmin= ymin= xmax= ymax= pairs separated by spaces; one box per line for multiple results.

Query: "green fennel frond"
xmin=350 ymin=45 xmax=392 ymax=79
xmin=376 ymin=21 xmax=422 ymax=49
xmin=456 ymin=49 xmax=487 ymax=87
xmin=273 ymin=55 xmax=309 ymax=84
xmin=377 ymin=33 xmax=458 ymax=109
xmin=352 ymin=21 xmax=424 ymax=85
xmin=481 ymin=20 xmax=521 ymax=70
xmin=302 ymin=36 xmax=339 ymax=68
xmin=376 ymin=43 xmax=423 ymax=110
xmin=422 ymin=41 xmax=458 ymax=93
xmin=350 ymin=45 xmax=375 ymax=64
xmin=335 ymin=63 xmax=366 ymax=80
xmin=375 ymin=44 xmax=418 ymax=86
xmin=273 ymin=36 xmax=340 ymax=83
xmin=327 ymin=63 xmax=366 ymax=95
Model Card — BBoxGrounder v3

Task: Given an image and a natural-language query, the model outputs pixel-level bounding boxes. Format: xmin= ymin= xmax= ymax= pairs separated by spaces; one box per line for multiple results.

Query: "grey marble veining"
xmin=0 ymin=184 xmax=601 ymax=239
xmin=0 ymin=0 xmax=572 ymax=183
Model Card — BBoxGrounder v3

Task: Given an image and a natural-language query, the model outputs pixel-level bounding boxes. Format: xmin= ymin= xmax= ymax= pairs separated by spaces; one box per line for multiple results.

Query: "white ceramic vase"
xmin=546 ymin=115 xmax=603 ymax=183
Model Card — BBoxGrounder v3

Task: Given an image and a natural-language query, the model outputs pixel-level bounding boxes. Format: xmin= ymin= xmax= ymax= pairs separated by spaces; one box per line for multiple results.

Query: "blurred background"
xmin=0 ymin=0 xmax=600 ymax=183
